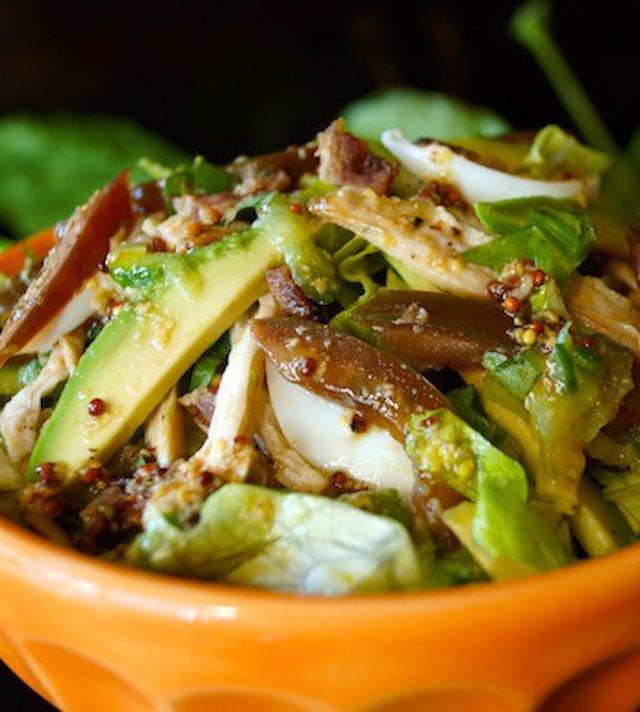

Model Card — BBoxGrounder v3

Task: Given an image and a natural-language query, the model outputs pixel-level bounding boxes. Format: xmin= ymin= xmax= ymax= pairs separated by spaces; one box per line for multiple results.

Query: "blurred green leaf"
xmin=0 ymin=114 xmax=188 ymax=237
xmin=342 ymin=87 xmax=510 ymax=142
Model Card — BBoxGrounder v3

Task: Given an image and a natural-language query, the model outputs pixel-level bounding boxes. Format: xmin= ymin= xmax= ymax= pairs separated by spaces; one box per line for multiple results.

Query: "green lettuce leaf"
xmin=342 ymin=87 xmax=510 ymax=142
xmin=138 ymin=155 xmax=235 ymax=203
xmin=406 ymin=409 xmax=571 ymax=579
xmin=594 ymin=469 xmax=640 ymax=536
xmin=127 ymin=483 xmax=422 ymax=594
xmin=0 ymin=356 xmax=43 ymax=397
xmin=0 ymin=113 xmax=188 ymax=237
xmin=447 ymin=385 xmax=518 ymax=456
xmin=526 ymin=330 xmax=633 ymax=510
xmin=463 ymin=196 xmax=595 ymax=283
xmin=588 ymin=432 xmax=640 ymax=536
xmin=188 ymin=332 xmax=230 ymax=391
xmin=522 ymin=125 xmax=611 ymax=179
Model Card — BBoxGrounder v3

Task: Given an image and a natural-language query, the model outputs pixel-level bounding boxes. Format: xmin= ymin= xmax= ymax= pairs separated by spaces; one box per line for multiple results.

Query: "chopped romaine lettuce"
xmin=139 ymin=155 xmax=235 ymax=203
xmin=447 ymin=385 xmax=518 ymax=456
xmin=522 ymin=125 xmax=611 ymax=179
xmin=188 ymin=332 xmax=230 ymax=391
xmin=588 ymin=432 xmax=640 ymax=536
xmin=484 ymin=327 xmax=633 ymax=512
xmin=406 ymin=410 xmax=571 ymax=579
xmin=463 ymin=196 xmax=595 ymax=283
xmin=526 ymin=330 xmax=633 ymax=510
xmin=127 ymin=483 xmax=422 ymax=594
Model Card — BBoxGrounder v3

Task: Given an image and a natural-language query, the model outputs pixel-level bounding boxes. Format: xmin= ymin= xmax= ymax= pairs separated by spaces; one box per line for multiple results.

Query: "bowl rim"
xmin=1 ymin=511 xmax=639 ymax=614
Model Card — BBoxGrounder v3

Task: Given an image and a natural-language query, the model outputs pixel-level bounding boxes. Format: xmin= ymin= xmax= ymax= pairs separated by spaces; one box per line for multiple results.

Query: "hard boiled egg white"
xmin=266 ymin=360 xmax=415 ymax=499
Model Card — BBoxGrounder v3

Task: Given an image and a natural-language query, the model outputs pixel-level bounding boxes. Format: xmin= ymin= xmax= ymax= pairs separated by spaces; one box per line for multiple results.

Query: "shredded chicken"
xmin=137 ymin=213 xmax=241 ymax=254
xmin=565 ymin=274 xmax=640 ymax=357
xmin=0 ymin=330 xmax=84 ymax=463
xmin=179 ymin=386 xmax=217 ymax=432
xmin=145 ymin=386 xmax=185 ymax=468
xmin=189 ymin=295 xmax=277 ymax=480
xmin=309 ymin=186 xmax=495 ymax=297
xmin=172 ymin=193 xmax=239 ymax=224
xmin=256 ymin=404 xmax=328 ymax=493
xmin=0 ymin=445 xmax=18 ymax=490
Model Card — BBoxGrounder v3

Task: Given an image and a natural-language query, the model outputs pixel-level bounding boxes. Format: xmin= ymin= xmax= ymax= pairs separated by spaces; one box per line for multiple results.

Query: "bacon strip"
xmin=316 ymin=119 xmax=398 ymax=195
xmin=265 ymin=266 xmax=319 ymax=320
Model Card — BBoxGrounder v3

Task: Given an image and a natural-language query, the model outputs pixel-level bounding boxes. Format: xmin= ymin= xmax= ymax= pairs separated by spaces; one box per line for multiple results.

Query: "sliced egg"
xmin=266 ymin=360 xmax=415 ymax=499
xmin=381 ymin=129 xmax=597 ymax=205
xmin=19 ymin=282 xmax=97 ymax=355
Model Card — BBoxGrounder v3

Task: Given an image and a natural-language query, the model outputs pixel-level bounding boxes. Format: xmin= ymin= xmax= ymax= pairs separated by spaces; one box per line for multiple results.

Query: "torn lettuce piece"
xmin=418 ymin=538 xmax=488 ymax=588
xmin=338 ymin=489 xmax=417 ymax=537
xmin=0 ymin=355 xmax=43 ymax=397
xmin=526 ymin=330 xmax=633 ymax=511
xmin=254 ymin=193 xmax=339 ymax=304
xmin=592 ymin=468 xmax=640 ymax=536
xmin=406 ymin=410 xmax=572 ymax=579
xmin=484 ymin=326 xmax=633 ymax=512
xmin=523 ymin=125 xmax=611 ymax=179
xmin=188 ymin=331 xmax=230 ymax=391
xmin=482 ymin=349 xmax=544 ymax=402
xmin=447 ymin=385 xmax=519 ymax=457
xmin=127 ymin=483 xmax=422 ymax=594
xmin=406 ymin=409 xmax=527 ymax=503
xmin=139 ymin=155 xmax=235 ymax=203
xmin=463 ymin=196 xmax=595 ymax=283
xmin=329 ymin=235 xmax=386 ymax=336
xmin=588 ymin=432 xmax=640 ymax=536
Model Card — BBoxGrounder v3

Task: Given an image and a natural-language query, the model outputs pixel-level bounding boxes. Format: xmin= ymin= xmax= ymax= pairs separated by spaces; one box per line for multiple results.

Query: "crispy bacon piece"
xmin=265 ymin=266 xmax=320 ymax=320
xmin=225 ymin=143 xmax=318 ymax=195
xmin=316 ymin=119 xmax=399 ymax=195
xmin=0 ymin=172 xmax=133 ymax=365
xmin=252 ymin=317 xmax=449 ymax=440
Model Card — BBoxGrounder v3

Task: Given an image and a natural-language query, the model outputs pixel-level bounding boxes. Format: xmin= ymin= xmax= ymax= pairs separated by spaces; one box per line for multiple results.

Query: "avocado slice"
xmin=29 ymin=230 xmax=279 ymax=480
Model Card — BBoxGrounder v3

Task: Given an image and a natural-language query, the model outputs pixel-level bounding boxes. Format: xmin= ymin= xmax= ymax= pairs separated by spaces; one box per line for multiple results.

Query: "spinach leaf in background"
xmin=0 ymin=114 xmax=189 ymax=238
xmin=342 ymin=87 xmax=510 ymax=142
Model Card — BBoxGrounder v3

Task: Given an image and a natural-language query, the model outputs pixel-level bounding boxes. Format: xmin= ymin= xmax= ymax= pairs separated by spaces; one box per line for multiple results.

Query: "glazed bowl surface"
xmin=1 ymin=235 xmax=639 ymax=712
xmin=0 ymin=514 xmax=639 ymax=712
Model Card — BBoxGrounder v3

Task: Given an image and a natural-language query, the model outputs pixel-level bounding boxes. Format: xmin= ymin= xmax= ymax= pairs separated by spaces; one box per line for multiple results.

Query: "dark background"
xmin=0 ymin=0 xmax=638 ymax=709
xmin=1 ymin=0 xmax=639 ymax=161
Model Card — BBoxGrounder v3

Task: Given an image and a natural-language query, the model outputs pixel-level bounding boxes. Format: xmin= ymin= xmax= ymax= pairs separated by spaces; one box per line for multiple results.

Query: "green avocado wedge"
xmin=28 ymin=230 xmax=279 ymax=480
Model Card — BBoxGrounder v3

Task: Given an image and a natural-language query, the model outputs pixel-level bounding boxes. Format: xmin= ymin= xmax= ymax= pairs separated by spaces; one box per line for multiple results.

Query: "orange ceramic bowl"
xmin=1 ymin=234 xmax=640 ymax=712
xmin=0 ymin=517 xmax=639 ymax=712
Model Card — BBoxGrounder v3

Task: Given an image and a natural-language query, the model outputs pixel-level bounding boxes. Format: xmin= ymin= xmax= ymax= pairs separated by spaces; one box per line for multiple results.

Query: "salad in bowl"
xmin=0 ymin=107 xmax=638 ymax=596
